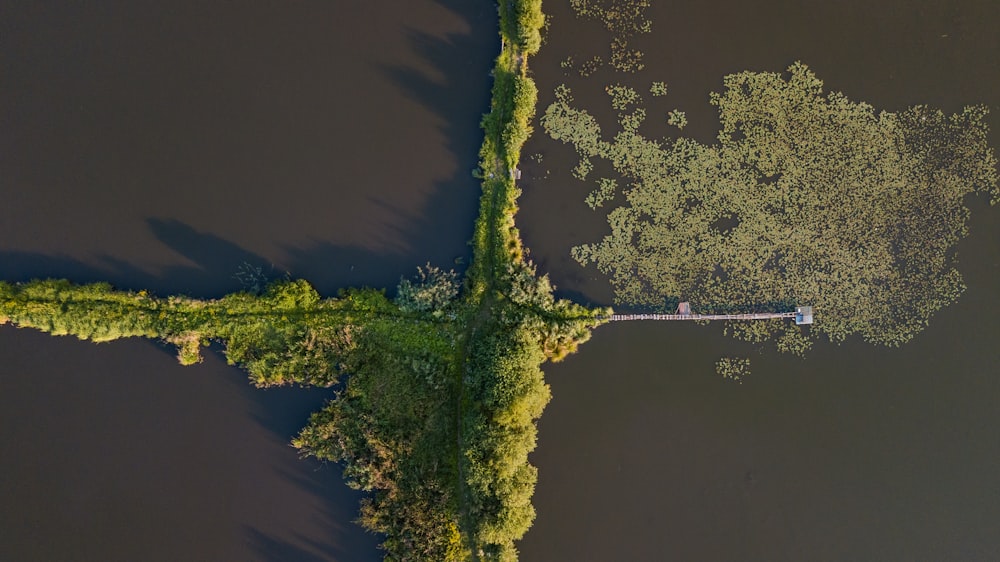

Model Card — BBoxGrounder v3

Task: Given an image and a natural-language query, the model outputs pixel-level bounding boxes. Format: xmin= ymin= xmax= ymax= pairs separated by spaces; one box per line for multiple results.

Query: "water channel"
xmin=2 ymin=1 xmax=999 ymax=561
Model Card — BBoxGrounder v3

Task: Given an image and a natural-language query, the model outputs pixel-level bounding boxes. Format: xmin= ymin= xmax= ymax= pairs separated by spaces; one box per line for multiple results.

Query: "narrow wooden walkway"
xmin=607 ymin=312 xmax=797 ymax=322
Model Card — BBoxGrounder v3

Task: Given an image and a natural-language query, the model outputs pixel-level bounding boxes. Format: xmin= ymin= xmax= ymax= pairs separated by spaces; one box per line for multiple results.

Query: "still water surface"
xmin=3 ymin=1 xmax=1000 ymax=560
xmin=0 ymin=1 xmax=494 ymax=560
xmin=519 ymin=1 xmax=1000 ymax=560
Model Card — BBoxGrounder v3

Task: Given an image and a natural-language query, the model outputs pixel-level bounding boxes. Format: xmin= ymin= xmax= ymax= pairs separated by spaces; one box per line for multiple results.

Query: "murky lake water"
xmin=3 ymin=0 xmax=1000 ymax=560
xmin=0 ymin=1 xmax=494 ymax=559
xmin=518 ymin=1 xmax=1000 ymax=560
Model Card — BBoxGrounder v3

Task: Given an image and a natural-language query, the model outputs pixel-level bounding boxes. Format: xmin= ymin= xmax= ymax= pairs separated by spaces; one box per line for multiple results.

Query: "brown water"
xmin=0 ymin=1 xmax=495 ymax=560
xmin=4 ymin=1 xmax=1000 ymax=560
xmin=518 ymin=1 xmax=1000 ymax=561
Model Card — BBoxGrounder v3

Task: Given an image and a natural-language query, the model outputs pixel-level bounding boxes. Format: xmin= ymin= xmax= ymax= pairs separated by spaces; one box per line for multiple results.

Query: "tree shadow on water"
xmin=0 ymin=232 xmax=386 ymax=560
xmin=245 ymin=530 xmax=333 ymax=562
xmin=0 ymin=218 xmax=273 ymax=299
xmin=0 ymin=215 xmax=409 ymax=372
xmin=217 ymin=360 xmax=382 ymax=561
xmin=243 ymin=463 xmax=382 ymax=562
xmin=0 ymin=4 xmax=501 ymax=560
xmin=0 ymin=228 xmax=388 ymax=560
xmin=278 ymin=199 xmax=419 ymax=298
xmin=360 ymin=0 xmax=496 ymax=285
xmin=0 ymin=216 xmax=414 ymax=298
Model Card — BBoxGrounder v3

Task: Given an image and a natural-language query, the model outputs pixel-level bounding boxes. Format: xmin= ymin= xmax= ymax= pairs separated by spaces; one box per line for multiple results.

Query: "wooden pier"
xmin=605 ymin=304 xmax=813 ymax=325
xmin=607 ymin=312 xmax=797 ymax=322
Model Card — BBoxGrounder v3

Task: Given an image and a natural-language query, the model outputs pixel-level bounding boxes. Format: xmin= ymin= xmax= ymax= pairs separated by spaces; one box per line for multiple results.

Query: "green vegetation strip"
xmin=0 ymin=2 xmax=604 ymax=561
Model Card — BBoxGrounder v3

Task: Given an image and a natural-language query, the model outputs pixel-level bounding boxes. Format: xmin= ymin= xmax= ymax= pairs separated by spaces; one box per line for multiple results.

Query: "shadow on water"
xmin=0 ymin=214 xmax=432 ymax=300
xmin=0 ymin=220 xmax=371 ymax=425
xmin=239 ymin=384 xmax=382 ymax=562
xmin=280 ymin=0 xmax=496 ymax=298
xmin=0 ymin=219 xmax=274 ymax=299
xmin=0 ymin=228 xmax=383 ymax=560
xmin=552 ymin=287 xmax=612 ymax=310
xmin=355 ymin=6 xmax=496 ymax=292
xmin=244 ymin=462 xmax=381 ymax=562
xmin=0 ymin=1 xmax=498 ymax=298
xmin=279 ymin=200 xmax=439 ymax=297
xmin=0 ymin=0 xmax=498 ymax=559
xmin=246 ymin=529 xmax=332 ymax=562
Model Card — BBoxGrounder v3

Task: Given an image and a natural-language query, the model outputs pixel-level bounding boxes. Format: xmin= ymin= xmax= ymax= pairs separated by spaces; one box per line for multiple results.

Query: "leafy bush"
xmin=513 ymin=0 xmax=544 ymax=55
xmin=396 ymin=264 xmax=459 ymax=316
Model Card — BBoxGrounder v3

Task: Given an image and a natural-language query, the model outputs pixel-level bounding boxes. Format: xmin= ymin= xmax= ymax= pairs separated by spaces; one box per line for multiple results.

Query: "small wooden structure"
xmin=795 ymin=306 xmax=813 ymax=325
xmin=677 ymin=301 xmax=692 ymax=315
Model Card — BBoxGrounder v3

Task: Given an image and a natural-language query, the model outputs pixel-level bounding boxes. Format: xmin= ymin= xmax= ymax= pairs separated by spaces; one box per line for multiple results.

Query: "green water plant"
xmin=606 ymin=83 xmax=640 ymax=110
xmin=577 ymin=55 xmax=603 ymax=77
xmin=544 ymin=62 xmax=998 ymax=351
xmin=666 ymin=109 xmax=687 ymax=129
xmin=570 ymin=0 xmax=652 ymax=72
xmin=585 ymin=178 xmax=618 ymax=210
xmin=716 ymin=357 xmax=750 ymax=383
